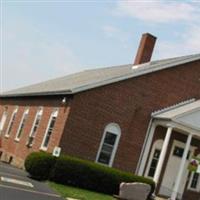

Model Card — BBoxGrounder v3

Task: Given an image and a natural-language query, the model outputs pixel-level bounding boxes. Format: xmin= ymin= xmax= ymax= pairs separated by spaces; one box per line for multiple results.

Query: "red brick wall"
xmin=182 ymin=190 xmax=200 ymax=200
xmin=59 ymin=60 xmax=200 ymax=172
xmin=0 ymin=96 xmax=71 ymax=166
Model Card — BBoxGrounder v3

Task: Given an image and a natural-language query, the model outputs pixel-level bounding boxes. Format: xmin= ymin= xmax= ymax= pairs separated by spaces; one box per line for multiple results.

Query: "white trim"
xmin=15 ymin=108 xmax=29 ymax=141
xmin=188 ymin=172 xmax=200 ymax=192
xmin=153 ymin=126 xmax=173 ymax=184
xmin=136 ymin=119 xmax=156 ymax=175
xmin=137 ymin=99 xmax=198 ymax=175
xmin=5 ymin=106 xmax=18 ymax=137
xmin=158 ymin=139 xmax=192 ymax=199
xmin=27 ymin=107 xmax=43 ymax=147
xmin=40 ymin=108 xmax=59 ymax=151
xmin=187 ymin=152 xmax=200 ymax=192
xmin=152 ymin=99 xmax=196 ymax=117
xmin=96 ymin=123 xmax=121 ymax=167
xmin=170 ymin=121 xmax=200 ymax=137
xmin=0 ymin=110 xmax=8 ymax=135
xmin=29 ymin=107 xmax=43 ymax=138
xmin=136 ymin=119 xmax=176 ymax=176
xmin=171 ymin=134 xmax=193 ymax=200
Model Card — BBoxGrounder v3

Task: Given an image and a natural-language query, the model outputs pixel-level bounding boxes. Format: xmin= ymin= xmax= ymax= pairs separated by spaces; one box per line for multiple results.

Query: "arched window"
xmin=145 ymin=139 xmax=163 ymax=178
xmin=96 ymin=123 xmax=121 ymax=167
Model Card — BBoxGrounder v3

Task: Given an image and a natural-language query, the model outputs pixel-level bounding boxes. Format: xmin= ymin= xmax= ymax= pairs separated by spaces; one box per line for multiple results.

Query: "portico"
xmin=139 ymin=100 xmax=200 ymax=200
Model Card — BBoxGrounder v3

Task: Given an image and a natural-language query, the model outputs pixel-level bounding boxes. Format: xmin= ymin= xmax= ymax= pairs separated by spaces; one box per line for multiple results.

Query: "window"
xmin=148 ymin=149 xmax=161 ymax=177
xmin=27 ymin=107 xmax=43 ymax=147
xmin=5 ymin=106 xmax=18 ymax=137
xmin=189 ymin=172 xmax=200 ymax=190
xmin=0 ymin=108 xmax=8 ymax=136
xmin=145 ymin=139 xmax=163 ymax=178
xmin=96 ymin=123 xmax=121 ymax=167
xmin=173 ymin=146 xmax=190 ymax=159
xmin=41 ymin=108 xmax=59 ymax=150
xmin=15 ymin=108 xmax=29 ymax=141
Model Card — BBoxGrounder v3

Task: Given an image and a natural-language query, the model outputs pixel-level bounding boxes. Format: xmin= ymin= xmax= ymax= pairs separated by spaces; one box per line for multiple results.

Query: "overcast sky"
xmin=1 ymin=0 xmax=200 ymax=92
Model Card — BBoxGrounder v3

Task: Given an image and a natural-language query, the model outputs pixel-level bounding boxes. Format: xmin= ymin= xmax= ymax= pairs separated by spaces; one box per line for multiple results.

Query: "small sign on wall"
xmin=53 ymin=146 xmax=61 ymax=157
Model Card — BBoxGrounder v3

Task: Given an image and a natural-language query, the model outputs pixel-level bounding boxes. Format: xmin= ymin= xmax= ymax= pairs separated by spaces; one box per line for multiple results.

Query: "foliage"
xmin=25 ymin=152 xmax=155 ymax=199
xmin=50 ymin=155 xmax=155 ymax=197
xmin=24 ymin=152 xmax=56 ymax=180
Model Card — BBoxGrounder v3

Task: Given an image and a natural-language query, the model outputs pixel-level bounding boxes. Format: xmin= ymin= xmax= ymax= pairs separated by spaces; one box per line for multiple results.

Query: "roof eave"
xmin=0 ymin=89 xmax=73 ymax=98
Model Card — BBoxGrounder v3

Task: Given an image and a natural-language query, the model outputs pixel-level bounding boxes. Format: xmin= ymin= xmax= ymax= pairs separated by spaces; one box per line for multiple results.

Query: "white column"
xmin=137 ymin=122 xmax=156 ymax=176
xmin=171 ymin=133 xmax=193 ymax=200
xmin=153 ymin=126 xmax=173 ymax=184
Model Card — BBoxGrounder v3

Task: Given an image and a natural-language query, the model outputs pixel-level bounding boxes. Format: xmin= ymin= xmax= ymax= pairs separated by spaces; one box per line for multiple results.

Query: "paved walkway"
xmin=0 ymin=162 xmax=63 ymax=200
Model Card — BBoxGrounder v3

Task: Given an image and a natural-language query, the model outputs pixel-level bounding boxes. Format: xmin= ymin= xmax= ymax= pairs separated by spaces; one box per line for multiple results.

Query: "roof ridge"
xmin=1 ymin=53 xmax=200 ymax=97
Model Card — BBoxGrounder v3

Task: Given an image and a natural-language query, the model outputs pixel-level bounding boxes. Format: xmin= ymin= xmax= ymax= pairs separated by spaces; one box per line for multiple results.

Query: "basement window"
xmin=40 ymin=108 xmax=59 ymax=151
xmin=27 ymin=107 xmax=43 ymax=147
xmin=96 ymin=123 xmax=121 ymax=167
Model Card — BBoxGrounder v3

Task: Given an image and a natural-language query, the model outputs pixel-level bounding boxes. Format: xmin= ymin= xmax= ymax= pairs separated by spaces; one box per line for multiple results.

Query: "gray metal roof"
xmin=1 ymin=53 xmax=200 ymax=97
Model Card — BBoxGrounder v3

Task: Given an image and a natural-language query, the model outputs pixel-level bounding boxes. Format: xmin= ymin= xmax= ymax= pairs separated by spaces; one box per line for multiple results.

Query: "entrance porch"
xmin=138 ymin=99 xmax=200 ymax=200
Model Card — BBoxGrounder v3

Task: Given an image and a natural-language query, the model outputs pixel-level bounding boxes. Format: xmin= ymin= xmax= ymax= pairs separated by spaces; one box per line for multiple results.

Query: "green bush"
xmin=49 ymin=155 xmax=155 ymax=197
xmin=24 ymin=152 xmax=56 ymax=180
xmin=25 ymin=152 xmax=155 ymax=198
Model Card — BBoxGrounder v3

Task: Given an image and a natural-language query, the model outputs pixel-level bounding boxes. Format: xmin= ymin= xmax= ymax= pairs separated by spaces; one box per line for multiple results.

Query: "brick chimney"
xmin=134 ymin=33 xmax=157 ymax=65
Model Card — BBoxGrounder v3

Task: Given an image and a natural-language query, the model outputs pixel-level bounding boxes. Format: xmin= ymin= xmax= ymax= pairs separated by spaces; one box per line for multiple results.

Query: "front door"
xmin=159 ymin=140 xmax=191 ymax=199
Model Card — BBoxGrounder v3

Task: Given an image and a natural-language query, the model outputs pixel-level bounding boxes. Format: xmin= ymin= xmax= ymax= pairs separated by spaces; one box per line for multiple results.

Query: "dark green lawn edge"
xmin=48 ymin=182 xmax=114 ymax=200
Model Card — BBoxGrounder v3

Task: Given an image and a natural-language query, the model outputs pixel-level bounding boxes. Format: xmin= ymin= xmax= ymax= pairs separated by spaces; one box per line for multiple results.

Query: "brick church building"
xmin=0 ymin=33 xmax=200 ymax=200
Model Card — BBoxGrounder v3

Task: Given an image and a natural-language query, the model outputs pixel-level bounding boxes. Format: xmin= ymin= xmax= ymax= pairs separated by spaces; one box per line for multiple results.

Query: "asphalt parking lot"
xmin=0 ymin=162 xmax=63 ymax=200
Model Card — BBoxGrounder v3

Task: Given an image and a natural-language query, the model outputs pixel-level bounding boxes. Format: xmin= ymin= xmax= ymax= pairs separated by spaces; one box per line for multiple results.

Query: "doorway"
xmin=159 ymin=140 xmax=192 ymax=199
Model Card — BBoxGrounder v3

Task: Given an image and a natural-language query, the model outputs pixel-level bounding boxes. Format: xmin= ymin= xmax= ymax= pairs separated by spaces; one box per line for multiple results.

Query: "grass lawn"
xmin=49 ymin=182 xmax=114 ymax=200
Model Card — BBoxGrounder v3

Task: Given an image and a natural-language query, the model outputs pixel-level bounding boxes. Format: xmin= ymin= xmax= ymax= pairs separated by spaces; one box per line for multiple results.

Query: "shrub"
xmin=50 ymin=155 xmax=155 ymax=197
xmin=24 ymin=152 xmax=56 ymax=180
xmin=25 ymin=152 xmax=155 ymax=198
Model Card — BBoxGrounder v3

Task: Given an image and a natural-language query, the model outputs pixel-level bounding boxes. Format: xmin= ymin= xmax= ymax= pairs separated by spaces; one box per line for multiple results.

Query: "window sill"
xmin=4 ymin=135 xmax=10 ymax=138
xmin=14 ymin=138 xmax=20 ymax=142
xmin=40 ymin=147 xmax=47 ymax=151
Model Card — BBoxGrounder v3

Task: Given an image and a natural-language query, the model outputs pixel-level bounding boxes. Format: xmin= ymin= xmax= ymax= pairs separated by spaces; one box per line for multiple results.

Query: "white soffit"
xmin=174 ymin=109 xmax=200 ymax=131
xmin=153 ymin=100 xmax=200 ymax=131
